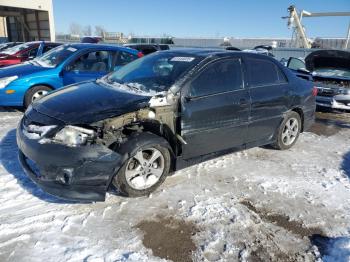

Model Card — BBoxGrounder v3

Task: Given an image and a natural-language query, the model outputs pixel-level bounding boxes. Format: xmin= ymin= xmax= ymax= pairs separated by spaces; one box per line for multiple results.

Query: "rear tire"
xmin=272 ymin=111 xmax=301 ymax=150
xmin=24 ymin=85 xmax=52 ymax=108
xmin=112 ymin=133 xmax=172 ymax=197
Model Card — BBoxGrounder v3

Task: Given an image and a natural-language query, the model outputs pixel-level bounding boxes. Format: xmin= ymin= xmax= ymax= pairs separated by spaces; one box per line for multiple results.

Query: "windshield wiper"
xmin=98 ymin=77 xmax=147 ymax=93
xmin=124 ymin=83 xmax=143 ymax=92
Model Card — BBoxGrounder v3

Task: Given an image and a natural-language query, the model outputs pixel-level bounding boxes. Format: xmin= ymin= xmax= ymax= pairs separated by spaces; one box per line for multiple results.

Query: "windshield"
xmin=2 ymin=43 xmax=33 ymax=55
xmin=34 ymin=45 xmax=78 ymax=68
xmin=104 ymin=52 xmax=202 ymax=93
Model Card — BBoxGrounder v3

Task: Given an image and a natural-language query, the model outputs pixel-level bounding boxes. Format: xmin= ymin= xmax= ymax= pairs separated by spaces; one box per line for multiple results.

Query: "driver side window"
xmin=190 ymin=58 xmax=243 ymax=97
xmin=68 ymin=51 xmax=109 ymax=72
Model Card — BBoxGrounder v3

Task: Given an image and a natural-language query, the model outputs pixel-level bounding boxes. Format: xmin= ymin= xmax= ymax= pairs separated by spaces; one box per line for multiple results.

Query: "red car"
xmin=0 ymin=41 xmax=61 ymax=67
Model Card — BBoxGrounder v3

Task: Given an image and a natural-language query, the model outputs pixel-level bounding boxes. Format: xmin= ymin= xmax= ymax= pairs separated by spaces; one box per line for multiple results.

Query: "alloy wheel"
xmin=281 ymin=117 xmax=299 ymax=146
xmin=124 ymin=147 xmax=165 ymax=190
xmin=32 ymin=90 xmax=49 ymax=102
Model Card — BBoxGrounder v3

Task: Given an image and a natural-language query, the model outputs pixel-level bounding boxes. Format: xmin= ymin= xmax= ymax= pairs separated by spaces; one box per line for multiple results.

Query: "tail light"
xmin=312 ymin=87 xmax=318 ymax=96
xmin=137 ymin=52 xmax=144 ymax=58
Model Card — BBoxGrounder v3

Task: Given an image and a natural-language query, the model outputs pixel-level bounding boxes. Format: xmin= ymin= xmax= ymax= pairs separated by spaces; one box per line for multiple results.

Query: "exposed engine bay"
xmin=314 ymin=77 xmax=350 ymax=89
xmin=93 ymin=92 xmax=182 ymax=155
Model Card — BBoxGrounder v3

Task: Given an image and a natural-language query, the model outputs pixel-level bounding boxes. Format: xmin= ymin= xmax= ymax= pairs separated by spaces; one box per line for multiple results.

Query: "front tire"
xmin=272 ymin=111 xmax=301 ymax=150
xmin=24 ymin=85 xmax=52 ymax=108
xmin=112 ymin=133 xmax=172 ymax=197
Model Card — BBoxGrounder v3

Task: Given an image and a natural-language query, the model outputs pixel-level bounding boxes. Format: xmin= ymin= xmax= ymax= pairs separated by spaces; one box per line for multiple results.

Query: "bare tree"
xmin=69 ymin=23 xmax=82 ymax=36
xmin=82 ymin=25 xmax=92 ymax=36
xmin=94 ymin=25 xmax=106 ymax=37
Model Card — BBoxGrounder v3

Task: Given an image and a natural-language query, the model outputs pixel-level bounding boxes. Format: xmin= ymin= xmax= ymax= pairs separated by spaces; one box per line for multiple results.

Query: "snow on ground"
xmin=0 ymin=109 xmax=349 ymax=262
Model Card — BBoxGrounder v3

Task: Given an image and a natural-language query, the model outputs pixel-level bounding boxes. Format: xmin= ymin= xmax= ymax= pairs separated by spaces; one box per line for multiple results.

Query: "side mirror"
xmin=65 ymin=65 xmax=72 ymax=71
xmin=182 ymin=85 xmax=197 ymax=102
xmin=183 ymin=90 xmax=197 ymax=102
xmin=184 ymin=95 xmax=193 ymax=102
xmin=64 ymin=65 xmax=79 ymax=73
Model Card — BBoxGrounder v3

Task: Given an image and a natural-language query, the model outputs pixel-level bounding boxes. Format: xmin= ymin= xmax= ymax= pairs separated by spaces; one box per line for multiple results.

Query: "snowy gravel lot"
xmin=0 ymin=109 xmax=350 ymax=262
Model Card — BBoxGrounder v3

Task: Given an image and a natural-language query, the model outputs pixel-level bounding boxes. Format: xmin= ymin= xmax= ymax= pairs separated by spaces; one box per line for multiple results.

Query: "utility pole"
xmin=345 ymin=22 xmax=350 ymax=49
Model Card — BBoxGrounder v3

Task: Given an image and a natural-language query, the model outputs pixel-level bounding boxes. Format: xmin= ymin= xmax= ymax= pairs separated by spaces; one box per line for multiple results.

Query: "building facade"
xmin=0 ymin=0 xmax=55 ymax=42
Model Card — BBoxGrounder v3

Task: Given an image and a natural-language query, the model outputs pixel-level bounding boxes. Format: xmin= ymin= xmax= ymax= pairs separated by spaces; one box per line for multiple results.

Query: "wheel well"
xmin=137 ymin=121 xmax=180 ymax=156
xmin=108 ymin=121 xmax=180 ymax=172
xmin=291 ymin=107 xmax=304 ymax=132
xmin=23 ymin=84 xmax=54 ymax=104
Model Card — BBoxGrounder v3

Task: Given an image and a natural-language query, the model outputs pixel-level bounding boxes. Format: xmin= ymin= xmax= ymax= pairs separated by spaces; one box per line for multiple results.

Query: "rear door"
xmin=244 ymin=56 xmax=290 ymax=144
xmin=181 ymin=57 xmax=250 ymax=159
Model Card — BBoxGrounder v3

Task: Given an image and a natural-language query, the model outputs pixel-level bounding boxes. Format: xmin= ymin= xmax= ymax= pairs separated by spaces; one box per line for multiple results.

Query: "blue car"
xmin=0 ymin=43 xmax=141 ymax=107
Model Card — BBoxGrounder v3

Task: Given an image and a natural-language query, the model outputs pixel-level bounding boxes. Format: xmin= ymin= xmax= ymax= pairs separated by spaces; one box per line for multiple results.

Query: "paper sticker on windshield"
xmin=170 ymin=57 xmax=195 ymax=62
xmin=67 ymin=47 xmax=77 ymax=52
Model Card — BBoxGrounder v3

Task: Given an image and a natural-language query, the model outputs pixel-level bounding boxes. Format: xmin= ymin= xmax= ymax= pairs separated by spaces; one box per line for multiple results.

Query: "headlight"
xmin=53 ymin=126 xmax=95 ymax=146
xmin=0 ymin=76 xmax=18 ymax=89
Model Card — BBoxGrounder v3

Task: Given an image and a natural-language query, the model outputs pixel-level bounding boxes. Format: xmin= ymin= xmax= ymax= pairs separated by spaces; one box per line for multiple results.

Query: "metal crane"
xmin=284 ymin=5 xmax=350 ymax=49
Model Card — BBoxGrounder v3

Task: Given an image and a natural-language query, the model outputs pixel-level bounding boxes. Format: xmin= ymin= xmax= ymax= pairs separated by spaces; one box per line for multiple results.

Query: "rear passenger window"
xmin=246 ymin=58 xmax=287 ymax=87
xmin=190 ymin=58 xmax=243 ymax=97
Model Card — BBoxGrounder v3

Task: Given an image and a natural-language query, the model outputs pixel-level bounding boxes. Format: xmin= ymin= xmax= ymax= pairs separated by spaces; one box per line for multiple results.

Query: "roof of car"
xmin=124 ymin=43 xmax=168 ymax=46
xmin=64 ymin=43 xmax=139 ymax=53
xmin=160 ymin=48 xmax=239 ymax=57
xmin=162 ymin=48 xmax=279 ymax=61
xmin=15 ymin=41 xmax=61 ymax=46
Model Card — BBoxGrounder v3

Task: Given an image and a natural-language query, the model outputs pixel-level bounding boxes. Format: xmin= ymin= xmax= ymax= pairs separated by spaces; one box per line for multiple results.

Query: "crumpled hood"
xmin=0 ymin=62 xmax=49 ymax=78
xmin=305 ymin=50 xmax=350 ymax=74
xmin=32 ymin=80 xmax=151 ymax=124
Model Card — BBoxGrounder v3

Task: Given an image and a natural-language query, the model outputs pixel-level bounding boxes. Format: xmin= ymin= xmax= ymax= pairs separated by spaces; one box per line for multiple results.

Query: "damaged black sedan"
xmin=17 ymin=49 xmax=316 ymax=201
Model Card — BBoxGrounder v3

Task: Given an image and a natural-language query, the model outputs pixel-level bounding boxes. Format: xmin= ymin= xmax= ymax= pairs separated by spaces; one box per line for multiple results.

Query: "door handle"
xmin=239 ymin=98 xmax=249 ymax=106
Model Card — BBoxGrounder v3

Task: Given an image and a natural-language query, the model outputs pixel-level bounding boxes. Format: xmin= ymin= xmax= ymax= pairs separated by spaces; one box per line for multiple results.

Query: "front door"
xmin=181 ymin=57 xmax=250 ymax=159
xmin=62 ymin=50 xmax=111 ymax=86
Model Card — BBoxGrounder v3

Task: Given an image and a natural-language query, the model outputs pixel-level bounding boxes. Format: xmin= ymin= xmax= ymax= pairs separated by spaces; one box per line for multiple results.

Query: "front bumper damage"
xmin=17 ymin=123 xmax=123 ymax=202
